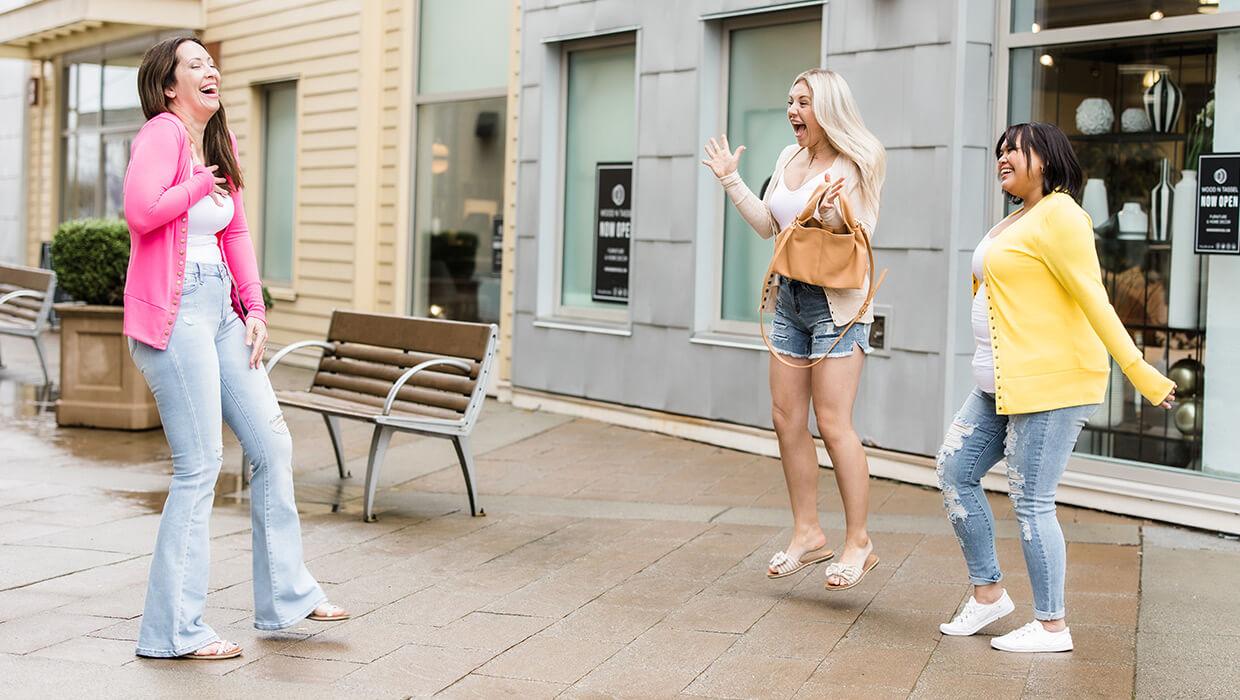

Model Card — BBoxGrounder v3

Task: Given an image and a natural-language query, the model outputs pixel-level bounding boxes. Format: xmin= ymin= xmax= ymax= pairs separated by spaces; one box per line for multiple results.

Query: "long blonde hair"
xmin=793 ymin=69 xmax=885 ymax=210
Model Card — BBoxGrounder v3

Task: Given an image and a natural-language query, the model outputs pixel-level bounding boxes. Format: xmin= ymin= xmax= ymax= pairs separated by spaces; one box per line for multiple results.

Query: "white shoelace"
xmin=952 ymin=597 xmax=992 ymax=626
xmin=1005 ymin=621 xmax=1044 ymax=639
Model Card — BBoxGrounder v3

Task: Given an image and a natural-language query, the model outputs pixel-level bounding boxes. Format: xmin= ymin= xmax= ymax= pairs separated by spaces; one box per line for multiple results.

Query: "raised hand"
xmin=701 ymin=135 xmax=746 ymax=178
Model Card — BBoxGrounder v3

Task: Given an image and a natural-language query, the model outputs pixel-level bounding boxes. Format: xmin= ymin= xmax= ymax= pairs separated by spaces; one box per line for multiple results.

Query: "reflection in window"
xmin=561 ymin=44 xmax=635 ymax=311
xmin=413 ymin=98 xmax=506 ymax=323
xmin=60 ymin=55 xmax=143 ymax=222
xmin=719 ymin=20 xmax=820 ymax=324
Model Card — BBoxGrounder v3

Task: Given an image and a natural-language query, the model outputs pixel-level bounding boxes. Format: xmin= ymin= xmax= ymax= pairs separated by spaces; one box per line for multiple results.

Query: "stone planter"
xmin=54 ymin=303 xmax=160 ymax=430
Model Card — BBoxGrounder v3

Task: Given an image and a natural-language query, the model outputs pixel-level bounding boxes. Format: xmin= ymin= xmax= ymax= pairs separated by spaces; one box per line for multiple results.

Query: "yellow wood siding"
xmin=24 ymin=60 xmax=55 ymax=268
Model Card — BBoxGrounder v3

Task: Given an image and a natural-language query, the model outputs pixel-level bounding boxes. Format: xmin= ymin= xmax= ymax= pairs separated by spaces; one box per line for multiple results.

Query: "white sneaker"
xmin=939 ymin=590 xmax=1015 ymax=636
xmin=990 ymin=620 xmax=1073 ymax=652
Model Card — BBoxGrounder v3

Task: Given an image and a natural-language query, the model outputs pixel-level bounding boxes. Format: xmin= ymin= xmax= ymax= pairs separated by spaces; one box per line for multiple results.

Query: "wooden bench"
xmin=245 ymin=310 xmax=497 ymax=521
xmin=0 ymin=263 xmax=57 ymax=386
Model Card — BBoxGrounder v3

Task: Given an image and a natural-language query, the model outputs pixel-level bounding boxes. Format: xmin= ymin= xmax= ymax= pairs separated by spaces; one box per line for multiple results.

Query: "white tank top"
xmin=185 ymin=193 xmax=233 ymax=264
xmin=971 ymin=231 xmax=998 ymax=393
xmin=768 ymin=167 xmax=830 ymax=231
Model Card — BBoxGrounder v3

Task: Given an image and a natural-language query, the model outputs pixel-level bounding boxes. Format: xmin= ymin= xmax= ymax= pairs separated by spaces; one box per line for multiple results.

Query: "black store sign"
xmin=1196 ymin=154 xmax=1240 ymax=255
xmin=592 ymin=163 xmax=632 ymax=303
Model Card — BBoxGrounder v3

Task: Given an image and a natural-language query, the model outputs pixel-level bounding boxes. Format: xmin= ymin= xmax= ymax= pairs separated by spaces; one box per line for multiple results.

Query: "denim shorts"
xmin=769 ymin=278 xmax=872 ymax=360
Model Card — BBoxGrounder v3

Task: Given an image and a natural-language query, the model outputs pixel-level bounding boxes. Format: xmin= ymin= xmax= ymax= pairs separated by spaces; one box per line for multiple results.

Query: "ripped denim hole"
xmin=270 ymin=414 xmax=288 ymax=435
xmin=936 ymin=419 xmax=976 ymax=465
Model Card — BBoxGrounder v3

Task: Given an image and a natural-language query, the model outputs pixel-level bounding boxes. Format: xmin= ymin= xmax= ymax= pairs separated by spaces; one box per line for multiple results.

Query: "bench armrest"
xmin=265 ymin=340 xmax=337 ymax=373
xmin=382 ymin=359 xmax=473 ymax=416
xmin=0 ymin=289 xmax=41 ymax=307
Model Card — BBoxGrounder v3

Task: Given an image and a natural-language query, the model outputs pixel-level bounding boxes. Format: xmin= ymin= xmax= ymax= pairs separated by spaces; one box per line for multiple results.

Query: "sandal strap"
xmin=769 ymin=551 xmax=796 ymax=573
xmin=824 ymin=562 xmax=862 ymax=584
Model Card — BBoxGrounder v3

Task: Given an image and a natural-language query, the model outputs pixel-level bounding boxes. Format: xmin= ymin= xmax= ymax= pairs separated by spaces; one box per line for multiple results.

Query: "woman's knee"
xmin=771 ymin=401 xmax=808 ymax=437
xmin=815 ymin=414 xmax=855 ymax=451
xmin=250 ymin=413 xmax=293 ymax=470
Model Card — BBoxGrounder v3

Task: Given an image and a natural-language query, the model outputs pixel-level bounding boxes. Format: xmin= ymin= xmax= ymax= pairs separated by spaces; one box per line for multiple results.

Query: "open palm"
xmin=702 ymin=136 xmax=745 ymax=178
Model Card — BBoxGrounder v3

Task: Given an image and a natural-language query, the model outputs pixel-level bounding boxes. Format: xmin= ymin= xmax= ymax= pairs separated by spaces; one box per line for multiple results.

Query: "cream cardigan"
xmin=718 ymin=144 xmax=880 ymax=324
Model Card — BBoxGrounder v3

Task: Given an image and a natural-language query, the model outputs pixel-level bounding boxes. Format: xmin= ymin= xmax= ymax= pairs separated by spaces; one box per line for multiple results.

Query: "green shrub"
xmin=50 ymin=218 xmax=130 ymax=306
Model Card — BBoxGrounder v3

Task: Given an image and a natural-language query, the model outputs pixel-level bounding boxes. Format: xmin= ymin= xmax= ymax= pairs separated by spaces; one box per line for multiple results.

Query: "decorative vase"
xmin=1150 ymin=158 xmax=1173 ymax=242
xmin=1144 ymin=72 xmax=1183 ymax=133
xmin=1076 ymin=98 xmax=1114 ymax=135
xmin=1168 ymin=169 xmax=1202 ymax=328
xmin=1121 ymin=107 xmax=1151 ymax=133
xmin=1087 ymin=359 xmax=1125 ymax=429
xmin=1082 ymin=178 xmax=1109 ymax=230
xmin=1117 ymin=201 xmax=1148 ymax=240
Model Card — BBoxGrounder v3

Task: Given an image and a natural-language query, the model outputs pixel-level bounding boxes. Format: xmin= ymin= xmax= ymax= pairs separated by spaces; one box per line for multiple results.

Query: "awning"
xmin=0 ymin=0 xmax=203 ymax=59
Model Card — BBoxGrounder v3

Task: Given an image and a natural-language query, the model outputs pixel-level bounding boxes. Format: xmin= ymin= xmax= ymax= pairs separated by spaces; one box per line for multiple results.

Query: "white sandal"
xmin=767 ymin=546 xmax=834 ymax=579
xmin=823 ymin=554 xmax=880 ymax=590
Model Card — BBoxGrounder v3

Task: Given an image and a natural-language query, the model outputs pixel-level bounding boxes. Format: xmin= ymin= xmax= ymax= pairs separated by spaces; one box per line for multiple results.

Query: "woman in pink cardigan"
xmin=124 ymin=37 xmax=346 ymax=661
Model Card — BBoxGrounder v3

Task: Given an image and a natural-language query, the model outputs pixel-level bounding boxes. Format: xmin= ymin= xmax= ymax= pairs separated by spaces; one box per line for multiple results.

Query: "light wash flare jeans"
xmin=935 ymin=387 xmax=1097 ymax=621
xmin=129 ymin=262 xmax=325 ymax=657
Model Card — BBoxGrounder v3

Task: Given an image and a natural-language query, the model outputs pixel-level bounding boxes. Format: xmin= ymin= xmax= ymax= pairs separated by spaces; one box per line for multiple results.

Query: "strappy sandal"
xmin=823 ymin=554 xmax=880 ymax=591
xmin=307 ymin=602 xmax=350 ymax=622
xmin=767 ymin=545 xmax=835 ymax=579
xmin=179 ymin=640 xmax=242 ymax=660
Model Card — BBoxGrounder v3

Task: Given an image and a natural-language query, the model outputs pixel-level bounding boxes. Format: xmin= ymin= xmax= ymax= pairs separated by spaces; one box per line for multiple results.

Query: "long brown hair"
xmin=137 ymin=36 xmax=243 ymax=191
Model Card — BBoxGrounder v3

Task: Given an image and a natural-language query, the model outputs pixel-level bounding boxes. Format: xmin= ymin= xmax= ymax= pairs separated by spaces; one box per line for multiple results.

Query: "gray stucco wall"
xmin=0 ymin=59 xmax=28 ymax=265
xmin=512 ymin=0 xmax=996 ymax=458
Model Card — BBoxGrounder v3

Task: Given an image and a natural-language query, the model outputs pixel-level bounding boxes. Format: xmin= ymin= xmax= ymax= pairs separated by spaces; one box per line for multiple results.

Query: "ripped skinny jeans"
xmin=128 ymin=262 xmax=325 ymax=657
xmin=935 ymin=387 xmax=1096 ymax=620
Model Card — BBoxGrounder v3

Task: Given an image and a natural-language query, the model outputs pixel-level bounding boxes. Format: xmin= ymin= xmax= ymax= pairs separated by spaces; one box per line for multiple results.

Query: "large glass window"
xmin=719 ymin=20 xmax=820 ymax=325
xmin=408 ymin=0 xmax=509 ymax=322
xmin=559 ymin=43 xmax=636 ymax=312
xmin=1011 ymin=0 xmax=1216 ymax=33
xmin=413 ymin=98 xmax=506 ymax=323
xmin=1009 ymin=28 xmax=1226 ymax=474
xmin=418 ymin=0 xmax=510 ymax=94
xmin=60 ymin=55 xmax=143 ymax=222
xmin=261 ymin=82 xmax=297 ymax=285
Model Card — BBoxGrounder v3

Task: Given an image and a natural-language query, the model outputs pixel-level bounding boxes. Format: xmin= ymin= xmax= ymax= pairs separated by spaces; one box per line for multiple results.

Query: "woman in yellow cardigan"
xmin=935 ymin=122 xmax=1174 ymax=653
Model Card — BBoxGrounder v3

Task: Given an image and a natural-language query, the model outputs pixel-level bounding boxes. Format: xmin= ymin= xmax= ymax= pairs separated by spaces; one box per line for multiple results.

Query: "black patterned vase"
xmin=1144 ymin=72 xmax=1183 ymax=133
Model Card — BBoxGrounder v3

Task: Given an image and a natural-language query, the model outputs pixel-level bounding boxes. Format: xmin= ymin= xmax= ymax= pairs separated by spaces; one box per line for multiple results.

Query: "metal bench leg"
xmin=362 ymin=425 xmax=394 ymax=522
xmin=240 ymin=453 xmax=251 ymax=487
xmin=323 ymin=415 xmax=350 ymax=479
xmin=32 ymin=335 xmax=51 ymax=387
xmin=451 ymin=435 xmax=484 ymax=517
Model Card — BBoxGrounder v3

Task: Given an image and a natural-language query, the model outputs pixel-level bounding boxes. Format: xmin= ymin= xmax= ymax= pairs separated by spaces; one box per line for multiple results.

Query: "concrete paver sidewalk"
xmin=1 ymin=333 xmax=1238 ymax=699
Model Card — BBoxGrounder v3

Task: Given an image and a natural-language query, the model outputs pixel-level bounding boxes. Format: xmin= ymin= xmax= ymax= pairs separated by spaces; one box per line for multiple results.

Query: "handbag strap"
xmin=759 ymin=188 xmax=886 ymax=369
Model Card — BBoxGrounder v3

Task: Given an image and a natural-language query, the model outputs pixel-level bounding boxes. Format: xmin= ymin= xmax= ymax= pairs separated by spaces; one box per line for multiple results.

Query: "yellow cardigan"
xmin=977 ymin=192 xmax=1174 ymax=415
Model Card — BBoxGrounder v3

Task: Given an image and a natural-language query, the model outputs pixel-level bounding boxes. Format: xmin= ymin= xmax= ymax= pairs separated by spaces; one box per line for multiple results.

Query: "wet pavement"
xmin=2 ymin=331 xmax=1239 ymax=699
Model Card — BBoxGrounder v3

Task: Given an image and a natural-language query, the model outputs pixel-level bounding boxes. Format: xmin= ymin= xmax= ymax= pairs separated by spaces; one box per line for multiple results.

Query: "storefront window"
xmin=1009 ymin=31 xmax=1224 ymax=474
xmin=560 ymin=43 xmax=635 ymax=311
xmin=719 ymin=19 xmax=820 ymax=324
xmin=413 ymin=98 xmax=506 ymax=323
xmin=60 ymin=54 xmax=143 ymax=222
xmin=1011 ymin=0 xmax=1215 ymax=33
xmin=409 ymin=0 xmax=508 ymax=322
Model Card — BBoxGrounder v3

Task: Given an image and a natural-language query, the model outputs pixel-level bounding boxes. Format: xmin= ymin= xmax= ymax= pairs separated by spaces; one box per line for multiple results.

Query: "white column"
xmin=1201 ymin=3 xmax=1240 ymax=477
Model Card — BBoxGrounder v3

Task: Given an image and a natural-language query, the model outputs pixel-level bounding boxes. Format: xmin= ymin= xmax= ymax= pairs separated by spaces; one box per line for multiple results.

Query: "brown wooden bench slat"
xmin=324 ymin=343 xmax=480 ymax=379
xmin=0 ymin=266 xmax=54 ymax=292
xmin=316 ymin=356 xmax=475 ymax=394
xmin=327 ymin=311 xmax=492 ymax=362
xmin=1 ymin=309 xmax=39 ymax=324
xmin=313 ymin=373 xmax=470 ymax=413
xmin=302 ymin=386 xmax=465 ymax=421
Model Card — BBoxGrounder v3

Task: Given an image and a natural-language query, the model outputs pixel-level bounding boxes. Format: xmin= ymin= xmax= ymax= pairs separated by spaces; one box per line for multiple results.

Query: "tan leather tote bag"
xmin=759 ymin=185 xmax=886 ymax=368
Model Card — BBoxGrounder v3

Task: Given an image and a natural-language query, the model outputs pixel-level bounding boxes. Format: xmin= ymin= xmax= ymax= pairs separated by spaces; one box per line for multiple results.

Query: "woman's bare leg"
xmin=768 ymin=355 xmax=827 ymax=572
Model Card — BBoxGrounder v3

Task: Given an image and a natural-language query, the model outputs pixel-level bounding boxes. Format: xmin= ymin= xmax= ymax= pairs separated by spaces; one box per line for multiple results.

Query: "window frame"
xmin=549 ymin=32 xmax=639 ymax=325
xmin=255 ymin=79 xmax=299 ymax=289
xmin=708 ymin=8 xmax=824 ymax=337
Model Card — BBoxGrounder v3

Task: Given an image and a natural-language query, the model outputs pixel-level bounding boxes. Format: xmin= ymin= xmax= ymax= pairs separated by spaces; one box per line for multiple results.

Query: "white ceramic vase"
xmin=1150 ymin=158 xmax=1173 ymax=242
xmin=1117 ymin=201 xmax=1148 ymax=239
xmin=1168 ymin=169 xmax=1201 ymax=328
xmin=1076 ymin=98 xmax=1115 ymax=135
xmin=1082 ymin=178 xmax=1109 ymax=230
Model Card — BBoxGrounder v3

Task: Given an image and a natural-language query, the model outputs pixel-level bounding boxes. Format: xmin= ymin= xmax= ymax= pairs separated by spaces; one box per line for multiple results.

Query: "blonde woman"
xmin=702 ymin=69 xmax=886 ymax=589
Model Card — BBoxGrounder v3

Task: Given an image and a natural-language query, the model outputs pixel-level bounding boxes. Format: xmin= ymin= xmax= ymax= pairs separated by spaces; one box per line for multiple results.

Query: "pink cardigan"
xmin=122 ymin=112 xmax=266 ymax=350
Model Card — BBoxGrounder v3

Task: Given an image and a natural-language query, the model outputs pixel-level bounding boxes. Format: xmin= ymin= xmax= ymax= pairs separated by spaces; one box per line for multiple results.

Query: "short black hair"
xmin=995 ymin=122 xmax=1083 ymax=205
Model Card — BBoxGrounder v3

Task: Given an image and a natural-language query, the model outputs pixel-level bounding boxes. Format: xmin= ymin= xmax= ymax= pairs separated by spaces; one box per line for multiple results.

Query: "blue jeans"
xmin=769 ymin=278 xmax=872 ymax=359
xmin=935 ymin=387 xmax=1097 ymax=621
xmin=129 ymin=262 xmax=324 ymax=657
